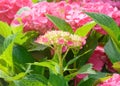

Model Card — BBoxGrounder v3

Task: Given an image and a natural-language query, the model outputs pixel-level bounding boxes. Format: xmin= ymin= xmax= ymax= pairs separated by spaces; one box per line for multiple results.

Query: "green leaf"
xmin=33 ymin=60 xmax=59 ymax=74
xmin=15 ymin=31 xmax=38 ymax=45
xmin=49 ymin=72 xmax=68 ymax=86
xmin=11 ymin=24 xmax=23 ymax=34
xmin=112 ymin=62 xmax=120 ymax=73
xmin=0 ymin=21 xmax=12 ymax=38
xmin=46 ymin=14 xmax=73 ymax=34
xmin=0 ymin=35 xmax=4 ymax=54
xmin=0 ymin=70 xmax=9 ymax=79
xmin=76 ymin=31 xmax=99 ymax=67
xmin=0 ymin=43 xmax=14 ymax=73
xmin=13 ymin=45 xmax=35 ymax=73
xmin=65 ymin=64 xmax=96 ymax=81
xmin=77 ymin=64 xmax=96 ymax=74
xmin=75 ymin=21 xmax=96 ymax=37
xmin=85 ymin=12 xmax=120 ymax=46
xmin=0 ymin=59 xmax=8 ymax=73
xmin=13 ymin=45 xmax=35 ymax=64
xmin=32 ymin=0 xmax=39 ymax=3
xmin=12 ymin=72 xmax=25 ymax=80
xmin=0 ymin=35 xmax=15 ymax=74
xmin=2 ymin=35 xmax=16 ymax=51
xmin=104 ymin=38 xmax=120 ymax=63
xmin=12 ymin=74 xmax=47 ymax=86
xmin=77 ymin=72 xmax=108 ymax=86
xmin=28 ymin=43 xmax=48 ymax=51
xmin=65 ymin=50 xmax=91 ymax=70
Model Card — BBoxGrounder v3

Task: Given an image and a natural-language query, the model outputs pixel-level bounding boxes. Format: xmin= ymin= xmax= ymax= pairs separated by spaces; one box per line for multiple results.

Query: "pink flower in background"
xmin=74 ymin=74 xmax=88 ymax=86
xmin=0 ymin=0 xmax=32 ymax=24
xmin=112 ymin=11 xmax=120 ymax=26
xmin=98 ymin=74 xmax=120 ymax=86
xmin=12 ymin=1 xmax=120 ymax=35
xmin=12 ymin=2 xmax=54 ymax=34
xmin=88 ymin=45 xmax=115 ymax=72
xmin=81 ymin=1 xmax=118 ymax=34
xmin=88 ymin=46 xmax=107 ymax=71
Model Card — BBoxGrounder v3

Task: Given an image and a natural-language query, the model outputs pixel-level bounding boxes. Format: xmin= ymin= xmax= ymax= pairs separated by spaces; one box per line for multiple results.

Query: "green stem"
xmin=62 ymin=48 xmax=69 ymax=62
xmin=73 ymin=54 xmax=77 ymax=69
xmin=56 ymin=46 xmax=63 ymax=75
xmin=59 ymin=54 xmax=63 ymax=75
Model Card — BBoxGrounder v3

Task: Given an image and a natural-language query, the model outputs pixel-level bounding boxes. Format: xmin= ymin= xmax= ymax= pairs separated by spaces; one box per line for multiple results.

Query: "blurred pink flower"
xmin=74 ymin=74 xmax=88 ymax=86
xmin=112 ymin=11 xmax=120 ymax=26
xmin=88 ymin=45 xmax=115 ymax=72
xmin=88 ymin=46 xmax=107 ymax=71
xmin=12 ymin=1 xmax=120 ymax=34
xmin=0 ymin=0 xmax=32 ymax=24
xmin=98 ymin=74 xmax=120 ymax=86
xmin=12 ymin=1 xmax=56 ymax=34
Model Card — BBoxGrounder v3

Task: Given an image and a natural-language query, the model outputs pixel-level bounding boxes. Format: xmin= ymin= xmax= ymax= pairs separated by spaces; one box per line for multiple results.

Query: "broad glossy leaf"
xmin=76 ymin=31 xmax=99 ymax=67
xmin=13 ymin=45 xmax=35 ymax=73
xmin=77 ymin=64 xmax=96 ymax=74
xmin=0 ymin=21 xmax=12 ymax=38
xmin=2 ymin=35 xmax=16 ymax=51
xmin=75 ymin=21 xmax=96 ymax=37
xmin=0 ymin=43 xmax=14 ymax=73
xmin=46 ymin=14 xmax=73 ymax=34
xmin=49 ymin=72 xmax=68 ymax=86
xmin=28 ymin=43 xmax=48 ymax=51
xmin=65 ymin=50 xmax=91 ymax=70
xmin=104 ymin=38 xmax=120 ymax=63
xmin=33 ymin=60 xmax=59 ymax=74
xmin=65 ymin=64 xmax=96 ymax=81
xmin=0 ymin=35 xmax=4 ymax=54
xmin=13 ymin=45 xmax=35 ymax=64
xmin=85 ymin=12 xmax=120 ymax=46
xmin=0 ymin=35 xmax=15 ymax=73
xmin=12 ymin=74 xmax=47 ymax=86
xmin=15 ymin=31 xmax=38 ymax=46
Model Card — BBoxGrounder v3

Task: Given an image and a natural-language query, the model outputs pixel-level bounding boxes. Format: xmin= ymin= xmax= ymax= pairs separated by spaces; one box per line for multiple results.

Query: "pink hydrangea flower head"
xmin=88 ymin=45 xmax=116 ymax=72
xmin=112 ymin=11 xmax=120 ymax=26
xmin=0 ymin=0 xmax=32 ymax=24
xmin=81 ymin=1 xmax=119 ymax=34
xmin=12 ymin=1 xmax=54 ymax=34
xmin=98 ymin=74 xmax=120 ymax=86
xmin=35 ymin=30 xmax=86 ymax=49
xmin=12 ymin=1 xmax=120 ymax=35
xmin=88 ymin=46 xmax=106 ymax=71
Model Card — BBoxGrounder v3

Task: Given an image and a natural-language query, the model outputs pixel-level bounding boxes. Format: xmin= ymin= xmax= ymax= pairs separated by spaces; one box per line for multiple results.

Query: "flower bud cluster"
xmin=35 ymin=30 xmax=86 ymax=48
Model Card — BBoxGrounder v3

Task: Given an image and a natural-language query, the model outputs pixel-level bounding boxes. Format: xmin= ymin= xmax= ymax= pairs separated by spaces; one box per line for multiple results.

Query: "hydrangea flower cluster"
xmin=80 ymin=0 xmax=120 ymax=10
xmin=35 ymin=30 xmax=86 ymax=49
xmin=0 ymin=0 xmax=32 ymax=24
xmin=98 ymin=74 xmax=120 ymax=86
xmin=12 ymin=1 xmax=120 ymax=34
xmin=88 ymin=46 xmax=115 ymax=72
xmin=12 ymin=2 xmax=55 ymax=34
